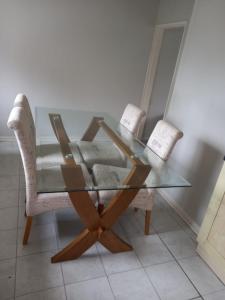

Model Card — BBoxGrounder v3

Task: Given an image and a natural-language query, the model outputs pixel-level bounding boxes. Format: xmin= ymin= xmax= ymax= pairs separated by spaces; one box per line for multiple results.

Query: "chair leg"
xmin=144 ymin=210 xmax=151 ymax=235
xmin=23 ymin=216 xmax=32 ymax=245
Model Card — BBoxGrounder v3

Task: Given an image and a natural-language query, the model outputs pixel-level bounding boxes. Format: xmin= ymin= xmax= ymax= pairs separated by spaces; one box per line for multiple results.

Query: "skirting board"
xmin=159 ymin=189 xmax=200 ymax=235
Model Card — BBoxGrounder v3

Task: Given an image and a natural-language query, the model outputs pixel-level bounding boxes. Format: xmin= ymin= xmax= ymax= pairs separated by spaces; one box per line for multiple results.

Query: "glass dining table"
xmin=35 ymin=107 xmax=191 ymax=263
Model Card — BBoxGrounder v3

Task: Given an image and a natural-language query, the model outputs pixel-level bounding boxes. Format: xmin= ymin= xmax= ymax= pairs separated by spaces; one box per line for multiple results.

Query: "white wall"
xmin=164 ymin=0 xmax=225 ymax=227
xmin=0 ymin=0 xmax=158 ymax=137
xmin=156 ymin=0 xmax=195 ymax=24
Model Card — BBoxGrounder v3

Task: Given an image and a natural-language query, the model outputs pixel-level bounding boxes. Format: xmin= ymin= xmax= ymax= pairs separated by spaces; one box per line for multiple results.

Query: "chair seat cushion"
xmin=93 ymin=164 xmax=154 ymax=210
xmin=36 ymin=142 xmax=83 ymax=170
xmin=78 ymin=141 xmax=126 ymax=169
xmin=29 ymin=163 xmax=97 ymax=216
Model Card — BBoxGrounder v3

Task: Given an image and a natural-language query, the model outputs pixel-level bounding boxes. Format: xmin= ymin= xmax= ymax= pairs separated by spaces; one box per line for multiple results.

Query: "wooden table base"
xmin=49 ymin=114 xmax=151 ymax=263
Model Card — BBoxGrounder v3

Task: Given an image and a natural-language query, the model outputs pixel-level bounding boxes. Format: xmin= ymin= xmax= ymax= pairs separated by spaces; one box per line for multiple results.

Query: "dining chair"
xmin=7 ymin=106 xmax=96 ymax=244
xmin=78 ymin=103 xmax=146 ymax=169
xmin=13 ymin=93 xmax=84 ymax=169
xmin=92 ymin=120 xmax=183 ymax=235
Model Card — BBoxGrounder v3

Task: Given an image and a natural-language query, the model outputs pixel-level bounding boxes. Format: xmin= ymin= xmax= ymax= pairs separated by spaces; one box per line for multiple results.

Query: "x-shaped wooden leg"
xmin=51 ymin=164 xmax=150 ymax=263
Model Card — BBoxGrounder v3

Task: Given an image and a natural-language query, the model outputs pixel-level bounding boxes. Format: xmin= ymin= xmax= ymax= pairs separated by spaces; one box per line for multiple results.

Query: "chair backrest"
xmin=147 ymin=120 xmax=183 ymax=161
xmin=7 ymin=106 xmax=37 ymax=214
xmin=13 ymin=93 xmax=35 ymax=144
xmin=120 ymin=104 xmax=146 ymax=138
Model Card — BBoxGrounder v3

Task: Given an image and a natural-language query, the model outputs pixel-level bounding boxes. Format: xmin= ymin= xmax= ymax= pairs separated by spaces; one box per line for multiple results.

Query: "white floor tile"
xmin=131 ymin=234 xmax=174 ymax=267
xmin=18 ymin=189 xmax=26 ymax=206
xmin=17 ymin=223 xmax=57 ymax=256
xmin=0 ymin=230 xmax=17 ymax=260
xmin=97 ymin=243 xmax=141 ymax=275
xmin=152 ymin=210 xmax=181 ymax=233
xmin=0 ymin=153 xmax=20 ymax=175
xmin=16 ymin=252 xmax=63 ymax=296
xmin=15 ymin=286 xmax=66 ymax=300
xmin=18 ymin=206 xmax=56 ymax=228
xmin=203 ymin=289 xmax=225 ymax=299
xmin=0 ymin=189 xmax=18 ymax=208
xmin=179 ymin=256 xmax=224 ymax=296
xmin=62 ymin=246 xmax=105 ymax=284
xmin=66 ymin=277 xmax=114 ymax=300
xmin=159 ymin=230 xmax=197 ymax=259
xmin=0 ymin=175 xmax=19 ymax=190
xmin=0 ymin=206 xmax=18 ymax=230
xmin=119 ymin=213 xmax=143 ymax=238
xmin=146 ymin=261 xmax=199 ymax=300
xmin=55 ymin=208 xmax=85 ymax=249
xmin=0 ymin=258 xmax=16 ymax=300
xmin=109 ymin=268 xmax=159 ymax=300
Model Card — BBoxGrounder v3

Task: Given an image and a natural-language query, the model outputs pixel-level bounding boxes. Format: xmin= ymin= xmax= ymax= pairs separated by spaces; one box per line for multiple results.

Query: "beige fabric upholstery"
xmin=120 ymin=103 xmax=146 ymax=137
xmin=147 ymin=120 xmax=183 ymax=161
xmin=36 ymin=143 xmax=83 ymax=170
xmin=78 ymin=104 xmax=146 ymax=168
xmin=92 ymin=120 xmax=183 ymax=216
xmin=7 ymin=106 xmax=96 ymax=216
xmin=14 ymin=93 xmax=35 ymax=140
xmin=13 ymin=93 xmax=83 ymax=167
xmin=77 ymin=141 xmax=126 ymax=169
xmin=93 ymin=164 xmax=154 ymax=210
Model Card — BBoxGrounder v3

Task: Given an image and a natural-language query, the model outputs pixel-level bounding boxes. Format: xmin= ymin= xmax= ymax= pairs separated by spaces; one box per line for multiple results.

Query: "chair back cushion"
xmin=147 ymin=120 xmax=183 ymax=160
xmin=7 ymin=107 xmax=37 ymax=213
xmin=120 ymin=104 xmax=146 ymax=137
xmin=13 ymin=93 xmax=35 ymax=144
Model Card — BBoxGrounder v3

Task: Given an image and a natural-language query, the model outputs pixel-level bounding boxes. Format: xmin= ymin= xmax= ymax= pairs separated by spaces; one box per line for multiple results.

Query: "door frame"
xmin=140 ymin=21 xmax=187 ymax=119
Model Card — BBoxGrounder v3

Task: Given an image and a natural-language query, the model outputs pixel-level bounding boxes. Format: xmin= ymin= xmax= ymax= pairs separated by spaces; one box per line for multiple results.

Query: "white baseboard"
xmin=0 ymin=136 xmax=15 ymax=142
xmin=159 ymin=189 xmax=200 ymax=235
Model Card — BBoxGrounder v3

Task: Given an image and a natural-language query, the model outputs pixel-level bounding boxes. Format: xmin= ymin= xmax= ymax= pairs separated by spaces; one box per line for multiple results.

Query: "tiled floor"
xmin=0 ymin=141 xmax=225 ymax=300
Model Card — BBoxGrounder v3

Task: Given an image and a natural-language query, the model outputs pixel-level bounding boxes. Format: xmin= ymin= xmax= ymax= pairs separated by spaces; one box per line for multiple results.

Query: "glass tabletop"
xmin=35 ymin=107 xmax=191 ymax=193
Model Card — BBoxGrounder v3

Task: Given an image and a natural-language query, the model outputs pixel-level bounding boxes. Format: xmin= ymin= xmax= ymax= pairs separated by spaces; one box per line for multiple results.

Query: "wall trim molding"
xmin=159 ymin=189 xmax=200 ymax=235
xmin=0 ymin=136 xmax=15 ymax=142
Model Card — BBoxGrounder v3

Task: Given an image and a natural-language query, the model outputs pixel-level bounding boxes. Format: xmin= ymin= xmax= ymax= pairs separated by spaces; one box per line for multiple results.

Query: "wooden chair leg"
xmin=144 ymin=210 xmax=151 ymax=235
xmin=23 ymin=216 xmax=32 ymax=245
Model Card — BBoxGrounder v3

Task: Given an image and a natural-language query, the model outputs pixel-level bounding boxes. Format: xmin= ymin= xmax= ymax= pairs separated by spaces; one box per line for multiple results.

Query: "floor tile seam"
xmin=160 ymin=199 xmax=197 ymax=241
xmin=177 ymin=256 xmax=225 ymax=292
xmin=13 ymin=187 xmax=20 ymax=300
xmin=17 ymin=220 xmax=56 ymax=231
xmin=157 ymin=237 xmax=198 ymax=260
xmin=200 ymin=286 xmax=225 ymax=297
xmin=157 ymin=233 xmax=201 ymax=298
xmin=96 ymin=248 xmax=116 ymax=300
xmin=64 ymin=274 xmax=111 ymax=287
xmin=16 ymin=245 xmax=59 ymax=258
xmin=0 ymin=256 xmax=17 ymax=262
xmin=0 ymin=227 xmax=18 ymax=232
xmin=142 ymin=266 xmax=162 ymax=300
xmin=14 ymin=283 xmax=65 ymax=299
xmin=201 ymin=287 xmax=225 ymax=298
xmin=59 ymin=262 xmax=67 ymax=300
xmin=0 ymin=205 xmax=19 ymax=210
xmin=105 ymin=264 xmax=144 ymax=277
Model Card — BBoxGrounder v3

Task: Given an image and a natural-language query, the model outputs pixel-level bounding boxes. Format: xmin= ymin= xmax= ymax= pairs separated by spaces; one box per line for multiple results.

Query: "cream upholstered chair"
xmin=7 ymin=106 xmax=96 ymax=244
xmin=92 ymin=120 xmax=183 ymax=235
xmin=13 ymin=93 xmax=84 ymax=169
xmin=78 ymin=103 xmax=146 ymax=169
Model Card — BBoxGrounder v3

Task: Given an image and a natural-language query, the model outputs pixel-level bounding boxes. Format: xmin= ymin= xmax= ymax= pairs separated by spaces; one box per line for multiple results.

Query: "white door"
xmin=141 ymin=24 xmax=185 ymax=140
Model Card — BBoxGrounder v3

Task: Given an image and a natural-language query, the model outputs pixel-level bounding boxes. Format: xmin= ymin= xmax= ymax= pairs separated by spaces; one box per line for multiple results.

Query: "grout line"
xmin=96 ymin=244 xmax=116 ymax=300
xmin=53 ymin=211 xmax=68 ymax=300
xmin=157 ymin=232 xmax=201 ymax=298
xmin=14 ymin=284 xmax=65 ymax=299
